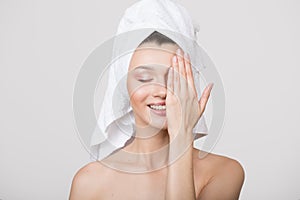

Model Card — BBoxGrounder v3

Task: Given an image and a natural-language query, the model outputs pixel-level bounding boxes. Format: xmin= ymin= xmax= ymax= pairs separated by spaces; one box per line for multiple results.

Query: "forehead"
xmin=128 ymin=43 xmax=180 ymax=71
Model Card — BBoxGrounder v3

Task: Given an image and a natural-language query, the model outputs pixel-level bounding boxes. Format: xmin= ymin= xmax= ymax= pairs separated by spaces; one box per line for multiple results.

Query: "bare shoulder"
xmin=192 ymin=148 xmax=245 ymax=200
xmin=192 ymin=148 xmax=244 ymax=175
xmin=69 ymin=161 xmax=108 ymax=200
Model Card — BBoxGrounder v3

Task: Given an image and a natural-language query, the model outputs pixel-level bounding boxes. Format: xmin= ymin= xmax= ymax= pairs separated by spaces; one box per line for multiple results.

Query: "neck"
xmin=125 ymin=126 xmax=169 ymax=153
xmin=119 ymin=126 xmax=170 ymax=171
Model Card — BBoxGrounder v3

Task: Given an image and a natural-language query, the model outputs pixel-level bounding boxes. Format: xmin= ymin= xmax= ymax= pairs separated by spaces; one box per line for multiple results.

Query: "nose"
xmin=152 ymin=82 xmax=167 ymax=99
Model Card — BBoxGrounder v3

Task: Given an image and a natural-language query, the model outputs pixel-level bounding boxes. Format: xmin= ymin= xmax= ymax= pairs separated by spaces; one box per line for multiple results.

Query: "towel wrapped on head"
xmin=90 ymin=0 xmax=208 ymax=160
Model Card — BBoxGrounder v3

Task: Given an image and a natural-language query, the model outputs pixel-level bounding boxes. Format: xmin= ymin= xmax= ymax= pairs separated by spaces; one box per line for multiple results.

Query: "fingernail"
xmin=209 ymin=83 xmax=214 ymax=90
xmin=172 ymin=55 xmax=177 ymax=63
xmin=176 ymin=49 xmax=181 ymax=55
xmin=184 ymin=52 xmax=189 ymax=59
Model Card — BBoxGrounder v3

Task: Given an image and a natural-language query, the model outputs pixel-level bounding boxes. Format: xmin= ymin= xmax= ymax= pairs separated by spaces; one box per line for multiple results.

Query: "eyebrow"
xmin=134 ymin=65 xmax=171 ymax=71
xmin=134 ymin=65 xmax=155 ymax=71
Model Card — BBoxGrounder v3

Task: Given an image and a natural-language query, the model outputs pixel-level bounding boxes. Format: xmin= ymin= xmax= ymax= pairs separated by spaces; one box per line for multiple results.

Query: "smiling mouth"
xmin=148 ymin=104 xmax=166 ymax=110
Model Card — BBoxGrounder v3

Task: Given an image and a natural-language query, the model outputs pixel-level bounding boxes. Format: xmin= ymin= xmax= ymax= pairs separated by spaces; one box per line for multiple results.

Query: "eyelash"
xmin=138 ymin=79 xmax=153 ymax=83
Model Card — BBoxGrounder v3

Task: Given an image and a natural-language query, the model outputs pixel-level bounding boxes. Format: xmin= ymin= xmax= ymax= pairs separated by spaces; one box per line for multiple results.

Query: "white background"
xmin=0 ymin=0 xmax=299 ymax=199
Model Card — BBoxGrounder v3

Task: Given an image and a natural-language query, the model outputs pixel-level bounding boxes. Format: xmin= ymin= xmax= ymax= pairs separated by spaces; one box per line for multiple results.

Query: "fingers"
xmin=184 ymin=52 xmax=197 ymax=96
xmin=170 ymin=49 xmax=214 ymax=123
xmin=174 ymin=49 xmax=197 ymax=96
xmin=167 ymin=64 xmax=174 ymax=94
xmin=175 ymin=49 xmax=186 ymax=94
xmin=198 ymin=83 xmax=214 ymax=114
xmin=172 ymin=54 xmax=180 ymax=93
xmin=176 ymin=49 xmax=186 ymax=81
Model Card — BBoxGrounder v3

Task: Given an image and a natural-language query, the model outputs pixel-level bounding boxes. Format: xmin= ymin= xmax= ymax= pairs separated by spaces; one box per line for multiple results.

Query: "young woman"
xmin=69 ymin=31 xmax=244 ymax=200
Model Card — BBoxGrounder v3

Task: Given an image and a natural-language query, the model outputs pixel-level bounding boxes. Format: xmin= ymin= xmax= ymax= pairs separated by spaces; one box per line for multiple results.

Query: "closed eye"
xmin=138 ymin=78 xmax=153 ymax=83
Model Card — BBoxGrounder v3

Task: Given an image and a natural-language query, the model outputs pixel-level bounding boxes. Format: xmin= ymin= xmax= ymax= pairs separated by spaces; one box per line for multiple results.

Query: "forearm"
xmin=165 ymin=131 xmax=196 ymax=200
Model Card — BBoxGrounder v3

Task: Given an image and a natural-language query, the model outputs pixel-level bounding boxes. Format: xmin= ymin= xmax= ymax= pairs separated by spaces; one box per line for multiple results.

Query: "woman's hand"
xmin=166 ymin=49 xmax=214 ymax=141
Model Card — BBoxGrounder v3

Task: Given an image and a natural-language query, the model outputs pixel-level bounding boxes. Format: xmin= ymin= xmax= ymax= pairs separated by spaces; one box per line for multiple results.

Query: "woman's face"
xmin=127 ymin=42 xmax=180 ymax=131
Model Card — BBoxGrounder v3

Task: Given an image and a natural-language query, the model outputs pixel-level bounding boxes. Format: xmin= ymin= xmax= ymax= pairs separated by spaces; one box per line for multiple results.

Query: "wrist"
xmin=168 ymin=127 xmax=194 ymax=142
xmin=168 ymin=129 xmax=194 ymax=161
xmin=167 ymin=139 xmax=194 ymax=164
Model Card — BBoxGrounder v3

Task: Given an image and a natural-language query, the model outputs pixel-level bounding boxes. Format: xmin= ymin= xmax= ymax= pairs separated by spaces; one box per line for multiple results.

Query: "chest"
xmin=101 ymin=170 xmax=167 ymax=200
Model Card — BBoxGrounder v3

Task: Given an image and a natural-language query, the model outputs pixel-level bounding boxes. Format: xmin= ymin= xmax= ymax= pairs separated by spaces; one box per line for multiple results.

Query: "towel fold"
xmin=90 ymin=0 xmax=208 ymax=160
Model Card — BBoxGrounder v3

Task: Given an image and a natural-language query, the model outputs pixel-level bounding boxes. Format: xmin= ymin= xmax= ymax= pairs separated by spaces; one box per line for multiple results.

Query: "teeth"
xmin=149 ymin=105 xmax=166 ymax=110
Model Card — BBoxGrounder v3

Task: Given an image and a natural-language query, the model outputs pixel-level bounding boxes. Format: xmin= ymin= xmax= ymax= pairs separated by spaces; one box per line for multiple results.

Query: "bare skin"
xmin=69 ymin=43 xmax=244 ymax=199
xmin=69 ymin=149 xmax=244 ymax=200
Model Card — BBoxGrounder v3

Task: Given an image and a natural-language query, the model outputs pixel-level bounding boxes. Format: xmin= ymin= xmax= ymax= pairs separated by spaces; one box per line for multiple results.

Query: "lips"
xmin=148 ymin=104 xmax=166 ymax=110
xmin=147 ymin=102 xmax=166 ymax=109
xmin=147 ymin=102 xmax=166 ymax=116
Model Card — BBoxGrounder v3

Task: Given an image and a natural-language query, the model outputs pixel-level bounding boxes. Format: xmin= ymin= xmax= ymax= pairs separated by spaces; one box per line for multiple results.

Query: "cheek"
xmin=128 ymin=85 xmax=151 ymax=109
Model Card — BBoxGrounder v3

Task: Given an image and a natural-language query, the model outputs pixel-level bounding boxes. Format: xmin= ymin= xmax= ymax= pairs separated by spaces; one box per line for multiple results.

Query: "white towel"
xmin=90 ymin=0 xmax=208 ymax=160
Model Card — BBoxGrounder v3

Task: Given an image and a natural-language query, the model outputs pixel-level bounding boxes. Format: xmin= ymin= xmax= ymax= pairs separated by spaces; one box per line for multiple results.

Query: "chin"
xmin=149 ymin=120 xmax=168 ymax=131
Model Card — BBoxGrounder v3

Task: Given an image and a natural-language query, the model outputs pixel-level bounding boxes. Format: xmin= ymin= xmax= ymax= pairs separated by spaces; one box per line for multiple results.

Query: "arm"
xmin=165 ymin=49 xmax=213 ymax=200
xmin=165 ymin=131 xmax=196 ymax=200
xmin=197 ymin=160 xmax=245 ymax=200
